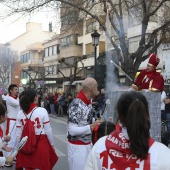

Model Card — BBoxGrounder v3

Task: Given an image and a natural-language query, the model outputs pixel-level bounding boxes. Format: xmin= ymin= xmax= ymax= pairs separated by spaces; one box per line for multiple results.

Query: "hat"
xmin=148 ymin=53 xmax=160 ymax=67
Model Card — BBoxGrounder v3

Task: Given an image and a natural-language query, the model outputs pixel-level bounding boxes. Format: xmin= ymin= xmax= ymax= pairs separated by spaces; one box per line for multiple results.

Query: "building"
xmin=6 ymin=22 xmax=55 ymax=88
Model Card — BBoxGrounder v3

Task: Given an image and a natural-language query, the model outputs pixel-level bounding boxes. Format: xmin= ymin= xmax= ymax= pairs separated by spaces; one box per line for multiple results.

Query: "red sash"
xmin=105 ymin=125 xmax=154 ymax=170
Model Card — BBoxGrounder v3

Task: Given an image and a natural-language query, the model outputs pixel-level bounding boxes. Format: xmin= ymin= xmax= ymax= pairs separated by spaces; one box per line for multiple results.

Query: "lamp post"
xmin=91 ymin=30 xmax=100 ymax=79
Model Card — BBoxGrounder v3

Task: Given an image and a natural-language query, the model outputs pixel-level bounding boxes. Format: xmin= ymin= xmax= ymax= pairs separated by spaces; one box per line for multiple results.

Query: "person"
xmin=67 ymin=77 xmax=102 ymax=170
xmin=0 ymin=103 xmax=14 ymax=167
xmin=161 ymin=91 xmax=167 ymax=120
xmin=4 ymin=84 xmax=20 ymax=166
xmin=92 ymin=121 xmax=115 ymax=145
xmin=58 ymin=92 xmax=66 ymax=117
xmin=67 ymin=93 xmax=73 ymax=107
xmin=132 ymin=53 xmax=164 ymax=92
xmin=48 ymin=93 xmax=55 ymax=115
xmin=15 ymin=89 xmax=58 ymax=170
xmin=84 ymin=91 xmax=170 ymax=170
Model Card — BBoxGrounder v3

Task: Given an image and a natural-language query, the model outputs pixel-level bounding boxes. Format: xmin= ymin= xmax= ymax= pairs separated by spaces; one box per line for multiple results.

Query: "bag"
xmin=20 ymin=107 xmax=37 ymax=154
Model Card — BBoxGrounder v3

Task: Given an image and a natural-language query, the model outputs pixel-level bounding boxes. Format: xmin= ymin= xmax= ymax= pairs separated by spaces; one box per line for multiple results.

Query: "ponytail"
xmin=126 ymin=99 xmax=150 ymax=158
xmin=117 ymin=91 xmax=150 ymax=159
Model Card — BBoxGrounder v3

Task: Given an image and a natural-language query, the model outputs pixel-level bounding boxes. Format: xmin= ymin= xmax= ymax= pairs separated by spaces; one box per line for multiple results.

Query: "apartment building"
xmin=7 ymin=22 xmax=55 ymax=88
xmin=43 ymin=35 xmax=61 ymax=92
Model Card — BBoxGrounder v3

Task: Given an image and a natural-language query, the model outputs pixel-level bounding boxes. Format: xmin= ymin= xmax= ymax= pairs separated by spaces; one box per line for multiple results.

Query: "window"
xmin=45 ymin=48 xmax=49 ymax=57
xmin=53 ymin=45 xmax=57 ymax=55
xmin=49 ymin=47 xmax=53 ymax=56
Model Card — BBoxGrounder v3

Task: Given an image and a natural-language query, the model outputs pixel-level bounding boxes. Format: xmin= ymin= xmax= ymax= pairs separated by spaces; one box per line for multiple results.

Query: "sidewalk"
xmin=49 ymin=113 xmax=68 ymax=122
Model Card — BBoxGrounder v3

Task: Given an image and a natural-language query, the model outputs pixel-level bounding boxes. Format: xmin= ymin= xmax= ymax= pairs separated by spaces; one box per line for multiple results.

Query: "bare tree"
xmin=57 ymin=56 xmax=85 ymax=96
xmin=0 ymin=45 xmax=17 ymax=87
xmin=21 ymin=66 xmax=52 ymax=91
xmin=1 ymin=0 xmax=170 ymax=85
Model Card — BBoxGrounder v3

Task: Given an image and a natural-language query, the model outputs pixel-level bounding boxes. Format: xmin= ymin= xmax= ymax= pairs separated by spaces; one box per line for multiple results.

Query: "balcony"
xmin=28 ymin=59 xmax=44 ymax=67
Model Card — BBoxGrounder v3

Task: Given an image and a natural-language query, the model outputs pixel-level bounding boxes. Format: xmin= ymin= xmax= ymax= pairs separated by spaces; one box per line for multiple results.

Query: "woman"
xmin=84 ymin=91 xmax=170 ymax=170
xmin=15 ymin=89 xmax=58 ymax=170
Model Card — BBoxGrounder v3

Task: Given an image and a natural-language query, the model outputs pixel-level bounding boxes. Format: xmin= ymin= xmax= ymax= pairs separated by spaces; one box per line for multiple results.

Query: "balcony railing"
xmin=28 ymin=59 xmax=44 ymax=66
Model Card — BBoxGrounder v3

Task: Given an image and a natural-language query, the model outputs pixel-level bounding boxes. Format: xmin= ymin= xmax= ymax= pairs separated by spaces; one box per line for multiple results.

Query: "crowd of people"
xmin=0 ymin=52 xmax=169 ymax=169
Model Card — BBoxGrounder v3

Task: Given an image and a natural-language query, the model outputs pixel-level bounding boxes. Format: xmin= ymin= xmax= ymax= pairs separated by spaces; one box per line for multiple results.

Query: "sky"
xmin=0 ymin=6 xmax=60 ymax=43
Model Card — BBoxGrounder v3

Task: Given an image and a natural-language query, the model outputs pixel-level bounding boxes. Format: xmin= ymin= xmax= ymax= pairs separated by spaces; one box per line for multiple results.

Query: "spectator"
xmin=54 ymin=92 xmax=58 ymax=115
xmin=67 ymin=94 xmax=73 ymax=107
xmin=48 ymin=93 xmax=55 ymax=115
xmin=58 ymin=92 xmax=65 ymax=117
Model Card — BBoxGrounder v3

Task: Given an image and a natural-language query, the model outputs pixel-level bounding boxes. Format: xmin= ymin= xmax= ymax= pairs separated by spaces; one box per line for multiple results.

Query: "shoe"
xmin=4 ymin=162 xmax=13 ymax=167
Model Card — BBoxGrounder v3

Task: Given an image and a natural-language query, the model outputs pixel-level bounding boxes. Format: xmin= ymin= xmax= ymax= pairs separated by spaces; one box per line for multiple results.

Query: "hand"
xmin=5 ymin=156 xmax=14 ymax=164
xmin=2 ymin=144 xmax=13 ymax=152
xmin=90 ymin=119 xmax=102 ymax=131
xmin=4 ymin=136 xmax=11 ymax=142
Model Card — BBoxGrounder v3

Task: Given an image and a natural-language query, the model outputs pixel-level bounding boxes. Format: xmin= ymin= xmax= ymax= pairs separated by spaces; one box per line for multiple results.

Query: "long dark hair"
xmin=19 ymin=89 xmax=37 ymax=112
xmin=117 ymin=91 xmax=150 ymax=158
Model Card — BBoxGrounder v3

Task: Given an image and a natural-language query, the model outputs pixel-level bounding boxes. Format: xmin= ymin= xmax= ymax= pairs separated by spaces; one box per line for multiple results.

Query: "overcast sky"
xmin=0 ymin=6 xmax=60 ymax=43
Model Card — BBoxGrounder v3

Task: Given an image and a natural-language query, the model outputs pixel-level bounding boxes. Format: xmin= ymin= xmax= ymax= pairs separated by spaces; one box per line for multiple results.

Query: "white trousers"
xmin=67 ymin=141 xmax=91 ymax=170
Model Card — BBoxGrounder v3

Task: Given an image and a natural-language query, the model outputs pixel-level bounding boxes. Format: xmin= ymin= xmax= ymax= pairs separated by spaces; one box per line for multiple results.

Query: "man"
xmin=67 ymin=78 xmax=101 ymax=170
xmin=132 ymin=53 xmax=164 ymax=92
xmin=4 ymin=84 xmax=20 ymax=166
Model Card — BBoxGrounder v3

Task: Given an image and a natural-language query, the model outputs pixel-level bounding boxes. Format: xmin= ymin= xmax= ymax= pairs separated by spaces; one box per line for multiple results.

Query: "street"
xmin=4 ymin=116 xmax=69 ymax=170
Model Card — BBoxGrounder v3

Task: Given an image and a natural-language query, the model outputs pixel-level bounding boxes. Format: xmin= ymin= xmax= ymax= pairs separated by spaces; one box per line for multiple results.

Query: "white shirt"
xmin=6 ymin=95 xmax=20 ymax=119
xmin=161 ymin=91 xmax=166 ymax=110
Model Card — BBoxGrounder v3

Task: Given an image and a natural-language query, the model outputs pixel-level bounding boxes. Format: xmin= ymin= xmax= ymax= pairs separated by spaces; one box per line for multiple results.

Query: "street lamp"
xmin=91 ymin=30 xmax=100 ymax=79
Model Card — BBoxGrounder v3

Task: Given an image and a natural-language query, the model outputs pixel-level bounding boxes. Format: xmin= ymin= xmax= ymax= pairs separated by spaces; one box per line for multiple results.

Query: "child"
xmin=0 ymin=103 xmax=14 ymax=166
xmin=92 ymin=121 xmax=115 ymax=145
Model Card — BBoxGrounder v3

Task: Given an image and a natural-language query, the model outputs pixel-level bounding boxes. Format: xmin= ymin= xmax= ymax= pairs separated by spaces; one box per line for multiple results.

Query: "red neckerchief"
xmin=146 ymin=69 xmax=155 ymax=79
xmin=105 ymin=125 xmax=154 ymax=170
xmin=25 ymin=103 xmax=37 ymax=115
xmin=76 ymin=90 xmax=91 ymax=106
xmin=0 ymin=126 xmax=3 ymax=138
xmin=9 ymin=94 xmax=18 ymax=99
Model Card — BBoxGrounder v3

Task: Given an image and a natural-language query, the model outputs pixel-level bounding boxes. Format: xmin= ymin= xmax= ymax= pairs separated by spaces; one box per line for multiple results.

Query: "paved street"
xmin=4 ymin=116 xmax=69 ymax=170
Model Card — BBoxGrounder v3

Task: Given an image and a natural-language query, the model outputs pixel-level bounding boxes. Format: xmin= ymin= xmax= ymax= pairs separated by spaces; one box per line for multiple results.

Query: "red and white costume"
xmin=5 ymin=94 xmax=20 ymax=156
xmin=67 ymin=90 xmax=93 ymax=170
xmin=16 ymin=103 xmax=58 ymax=170
xmin=84 ymin=126 xmax=170 ymax=170
xmin=0 ymin=124 xmax=7 ymax=166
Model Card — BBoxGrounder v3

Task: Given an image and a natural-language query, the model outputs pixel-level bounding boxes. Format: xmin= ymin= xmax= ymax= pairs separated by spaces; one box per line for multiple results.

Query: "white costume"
xmin=16 ymin=107 xmax=54 ymax=145
xmin=84 ymin=128 xmax=170 ymax=170
xmin=67 ymin=96 xmax=93 ymax=170
xmin=0 ymin=124 xmax=6 ymax=166
xmin=4 ymin=95 xmax=20 ymax=156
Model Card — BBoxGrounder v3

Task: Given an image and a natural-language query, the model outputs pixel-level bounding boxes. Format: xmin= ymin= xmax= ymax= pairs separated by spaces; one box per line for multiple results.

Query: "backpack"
xmin=20 ymin=107 xmax=38 ymax=154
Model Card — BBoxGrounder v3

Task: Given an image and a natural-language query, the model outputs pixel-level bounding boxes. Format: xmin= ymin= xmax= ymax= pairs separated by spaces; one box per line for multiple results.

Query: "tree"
xmin=96 ymin=51 xmax=119 ymax=90
xmin=1 ymin=0 xmax=170 ymax=85
xmin=0 ymin=45 xmax=17 ymax=88
xmin=57 ymin=56 xmax=85 ymax=96
xmin=21 ymin=65 xmax=52 ymax=91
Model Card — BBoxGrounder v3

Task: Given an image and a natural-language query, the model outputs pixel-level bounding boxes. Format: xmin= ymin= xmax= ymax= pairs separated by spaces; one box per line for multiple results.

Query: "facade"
xmin=7 ymin=22 xmax=55 ymax=87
